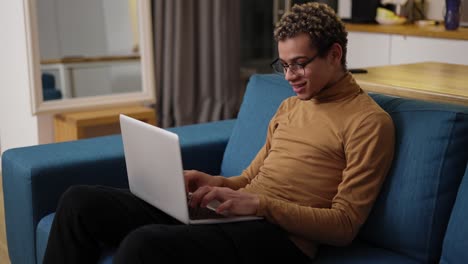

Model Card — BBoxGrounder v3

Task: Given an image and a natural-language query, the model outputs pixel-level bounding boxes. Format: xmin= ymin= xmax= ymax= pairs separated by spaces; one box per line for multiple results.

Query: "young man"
xmin=43 ymin=3 xmax=394 ymax=263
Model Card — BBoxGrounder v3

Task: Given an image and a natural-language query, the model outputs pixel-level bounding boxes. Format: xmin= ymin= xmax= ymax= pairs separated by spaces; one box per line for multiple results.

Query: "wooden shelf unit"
xmin=54 ymin=105 xmax=156 ymax=142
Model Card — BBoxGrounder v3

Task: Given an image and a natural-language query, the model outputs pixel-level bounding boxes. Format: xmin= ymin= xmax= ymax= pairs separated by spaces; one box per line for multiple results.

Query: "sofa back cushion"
xmin=360 ymin=94 xmax=468 ymax=263
xmin=440 ymin=165 xmax=468 ymax=263
xmin=221 ymin=74 xmax=468 ymax=263
xmin=220 ymin=74 xmax=294 ymax=176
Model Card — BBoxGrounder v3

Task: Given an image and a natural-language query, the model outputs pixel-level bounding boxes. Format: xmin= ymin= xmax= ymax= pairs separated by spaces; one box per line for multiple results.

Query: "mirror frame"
xmin=24 ymin=0 xmax=156 ymax=114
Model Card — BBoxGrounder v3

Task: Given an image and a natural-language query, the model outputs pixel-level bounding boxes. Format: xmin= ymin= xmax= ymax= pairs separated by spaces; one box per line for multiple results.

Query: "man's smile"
xmin=291 ymin=82 xmax=307 ymax=93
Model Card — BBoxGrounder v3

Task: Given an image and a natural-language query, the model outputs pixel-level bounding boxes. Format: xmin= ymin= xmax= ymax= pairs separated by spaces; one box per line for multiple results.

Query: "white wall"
xmin=38 ymin=0 xmax=134 ymax=57
xmin=0 ymin=0 xmax=143 ymax=156
xmin=37 ymin=0 xmax=60 ymax=59
xmin=37 ymin=0 xmax=140 ymax=99
xmin=425 ymin=0 xmax=445 ymax=21
xmin=103 ymin=0 xmax=135 ymax=54
xmin=0 ymin=1 xmax=41 ymax=154
xmin=102 ymin=0 xmax=142 ymax=95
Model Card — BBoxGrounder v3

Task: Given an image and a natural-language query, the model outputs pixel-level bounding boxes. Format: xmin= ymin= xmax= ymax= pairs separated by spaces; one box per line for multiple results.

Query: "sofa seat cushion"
xmin=360 ymin=95 xmax=468 ymax=263
xmin=36 ymin=213 xmax=54 ymax=264
xmin=36 ymin=213 xmax=114 ymax=264
xmin=440 ymin=165 xmax=468 ymax=263
xmin=315 ymin=240 xmax=420 ymax=264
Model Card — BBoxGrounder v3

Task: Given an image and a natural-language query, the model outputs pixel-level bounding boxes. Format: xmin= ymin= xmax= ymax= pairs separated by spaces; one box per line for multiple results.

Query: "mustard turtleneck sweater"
xmin=222 ymin=73 xmax=395 ymax=258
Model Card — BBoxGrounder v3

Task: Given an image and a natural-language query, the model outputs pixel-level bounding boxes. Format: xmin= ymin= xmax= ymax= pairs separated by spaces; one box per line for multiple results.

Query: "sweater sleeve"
xmin=255 ymin=112 xmax=395 ymax=246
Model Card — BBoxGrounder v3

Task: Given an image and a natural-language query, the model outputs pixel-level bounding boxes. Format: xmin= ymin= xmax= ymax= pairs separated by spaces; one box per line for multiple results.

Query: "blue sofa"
xmin=41 ymin=73 xmax=62 ymax=101
xmin=2 ymin=74 xmax=468 ymax=264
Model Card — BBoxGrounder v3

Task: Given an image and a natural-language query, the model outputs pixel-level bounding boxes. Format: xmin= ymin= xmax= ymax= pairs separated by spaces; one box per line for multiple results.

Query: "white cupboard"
xmin=347 ymin=31 xmax=468 ymax=68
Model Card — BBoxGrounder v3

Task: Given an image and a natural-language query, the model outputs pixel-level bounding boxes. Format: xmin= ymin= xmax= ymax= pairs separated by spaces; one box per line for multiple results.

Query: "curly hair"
xmin=274 ymin=2 xmax=348 ymax=69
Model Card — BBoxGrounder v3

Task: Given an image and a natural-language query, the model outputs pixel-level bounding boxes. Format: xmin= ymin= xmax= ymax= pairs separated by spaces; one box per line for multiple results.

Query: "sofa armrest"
xmin=2 ymin=118 xmax=235 ymax=264
xmin=2 ymin=135 xmax=127 ymax=264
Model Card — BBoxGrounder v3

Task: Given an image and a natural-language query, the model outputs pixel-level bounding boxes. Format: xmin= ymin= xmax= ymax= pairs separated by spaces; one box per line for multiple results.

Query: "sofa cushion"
xmin=42 ymin=89 xmax=62 ymax=101
xmin=41 ymin=73 xmax=56 ymax=89
xmin=440 ymin=165 xmax=468 ymax=263
xmin=220 ymin=74 xmax=294 ymax=176
xmin=360 ymin=94 xmax=468 ymax=263
xmin=315 ymin=240 xmax=420 ymax=264
xmin=37 ymin=213 xmax=113 ymax=264
xmin=36 ymin=213 xmax=54 ymax=264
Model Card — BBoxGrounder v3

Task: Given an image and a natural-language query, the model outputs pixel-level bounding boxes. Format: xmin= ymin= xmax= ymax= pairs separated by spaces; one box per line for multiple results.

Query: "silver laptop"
xmin=119 ymin=114 xmax=262 ymax=224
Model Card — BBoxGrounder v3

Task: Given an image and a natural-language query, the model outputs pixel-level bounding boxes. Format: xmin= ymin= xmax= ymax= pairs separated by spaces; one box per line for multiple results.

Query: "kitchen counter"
xmin=346 ymin=23 xmax=468 ymax=41
xmin=354 ymin=62 xmax=468 ymax=106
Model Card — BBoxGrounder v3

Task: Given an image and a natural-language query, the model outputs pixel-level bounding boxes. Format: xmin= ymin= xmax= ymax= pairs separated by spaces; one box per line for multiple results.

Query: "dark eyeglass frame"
xmin=270 ymin=54 xmax=318 ymax=76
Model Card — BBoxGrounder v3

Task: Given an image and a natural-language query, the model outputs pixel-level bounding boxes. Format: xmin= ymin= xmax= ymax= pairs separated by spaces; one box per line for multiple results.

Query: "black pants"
xmin=43 ymin=185 xmax=310 ymax=264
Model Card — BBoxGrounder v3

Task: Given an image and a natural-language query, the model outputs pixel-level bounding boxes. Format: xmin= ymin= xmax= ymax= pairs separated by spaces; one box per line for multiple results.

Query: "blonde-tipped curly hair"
xmin=274 ymin=2 xmax=348 ymax=69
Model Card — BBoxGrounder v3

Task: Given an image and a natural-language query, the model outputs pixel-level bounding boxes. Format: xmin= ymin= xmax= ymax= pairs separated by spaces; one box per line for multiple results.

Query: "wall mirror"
xmin=24 ymin=0 xmax=155 ymax=114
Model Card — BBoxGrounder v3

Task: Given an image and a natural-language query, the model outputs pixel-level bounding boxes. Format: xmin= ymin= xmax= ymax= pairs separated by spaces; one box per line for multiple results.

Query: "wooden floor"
xmin=0 ymin=170 xmax=11 ymax=264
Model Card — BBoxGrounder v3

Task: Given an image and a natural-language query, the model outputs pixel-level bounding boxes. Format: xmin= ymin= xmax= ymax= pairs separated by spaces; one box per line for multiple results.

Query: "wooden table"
xmin=54 ymin=105 xmax=156 ymax=142
xmin=353 ymin=62 xmax=468 ymax=106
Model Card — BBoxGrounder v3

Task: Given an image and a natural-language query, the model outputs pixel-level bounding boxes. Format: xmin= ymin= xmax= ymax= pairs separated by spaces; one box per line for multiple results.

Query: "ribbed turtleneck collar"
xmin=310 ymin=72 xmax=360 ymax=103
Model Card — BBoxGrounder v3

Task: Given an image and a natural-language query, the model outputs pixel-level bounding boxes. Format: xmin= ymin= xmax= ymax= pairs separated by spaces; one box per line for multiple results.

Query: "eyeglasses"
xmin=270 ymin=55 xmax=318 ymax=77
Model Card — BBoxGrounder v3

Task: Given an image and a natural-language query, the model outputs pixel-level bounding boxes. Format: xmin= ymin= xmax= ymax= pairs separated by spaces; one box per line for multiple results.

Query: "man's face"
xmin=277 ymin=33 xmax=336 ymax=100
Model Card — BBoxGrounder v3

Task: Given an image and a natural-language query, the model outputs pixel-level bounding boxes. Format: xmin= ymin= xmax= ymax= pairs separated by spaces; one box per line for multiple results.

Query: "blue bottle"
xmin=445 ymin=0 xmax=461 ymax=30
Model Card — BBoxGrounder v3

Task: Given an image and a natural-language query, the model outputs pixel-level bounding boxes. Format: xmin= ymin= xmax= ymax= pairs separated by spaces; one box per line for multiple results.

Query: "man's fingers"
xmin=216 ymin=199 xmax=233 ymax=215
xmin=200 ymin=187 xmax=222 ymax=207
xmin=184 ymin=170 xmax=201 ymax=193
xmin=190 ymin=185 xmax=212 ymax=207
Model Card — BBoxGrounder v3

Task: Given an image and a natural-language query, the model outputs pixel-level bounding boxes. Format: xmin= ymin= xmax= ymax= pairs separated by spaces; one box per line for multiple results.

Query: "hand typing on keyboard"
xmin=206 ymin=199 xmax=221 ymax=211
xmin=188 ymin=193 xmax=221 ymax=212
xmin=188 ymin=186 xmax=260 ymax=217
xmin=187 ymin=192 xmax=226 ymax=220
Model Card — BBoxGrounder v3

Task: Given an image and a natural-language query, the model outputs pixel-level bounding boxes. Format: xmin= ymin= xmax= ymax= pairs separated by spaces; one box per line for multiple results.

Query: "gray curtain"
xmin=153 ymin=0 xmax=241 ymax=128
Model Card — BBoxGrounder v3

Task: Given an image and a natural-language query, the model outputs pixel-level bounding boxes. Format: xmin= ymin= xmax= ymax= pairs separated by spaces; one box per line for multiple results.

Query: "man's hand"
xmin=189 ymin=186 xmax=260 ymax=216
xmin=183 ymin=170 xmax=224 ymax=193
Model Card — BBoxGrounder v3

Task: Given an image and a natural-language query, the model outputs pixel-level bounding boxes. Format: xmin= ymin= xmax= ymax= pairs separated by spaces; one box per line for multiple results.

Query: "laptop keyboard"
xmin=186 ymin=193 xmax=226 ymax=220
xmin=188 ymin=206 xmax=227 ymax=220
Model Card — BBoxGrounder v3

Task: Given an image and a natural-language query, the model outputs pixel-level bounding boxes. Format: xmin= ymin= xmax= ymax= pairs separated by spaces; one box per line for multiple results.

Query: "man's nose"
xmin=284 ymin=68 xmax=298 ymax=81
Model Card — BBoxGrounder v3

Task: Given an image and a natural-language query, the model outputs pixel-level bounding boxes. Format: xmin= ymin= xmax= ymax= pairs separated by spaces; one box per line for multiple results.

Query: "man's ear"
xmin=328 ymin=43 xmax=343 ymax=65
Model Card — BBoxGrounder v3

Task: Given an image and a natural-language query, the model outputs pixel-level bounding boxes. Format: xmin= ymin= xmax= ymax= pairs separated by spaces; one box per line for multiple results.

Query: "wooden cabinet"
xmin=54 ymin=105 xmax=156 ymax=142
